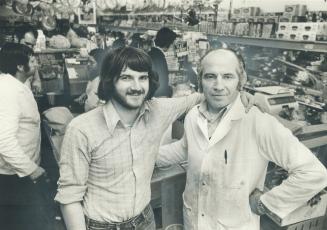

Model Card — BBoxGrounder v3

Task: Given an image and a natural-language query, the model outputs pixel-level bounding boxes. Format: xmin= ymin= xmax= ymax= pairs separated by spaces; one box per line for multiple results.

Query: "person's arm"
xmin=157 ymin=133 xmax=188 ymax=167
xmin=60 ymin=202 xmax=86 ymax=230
xmin=256 ymin=113 xmax=327 ymax=218
xmin=159 ymin=92 xmax=204 ymax=124
xmin=240 ymin=91 xmax=267 ymax=113
xmin=55 ymin=123 xmax=91 ymax=229
xmin=31 ymin=70 xmax=42 ymax=94
xmin=0 ymin=87 xmax=39 ymax=177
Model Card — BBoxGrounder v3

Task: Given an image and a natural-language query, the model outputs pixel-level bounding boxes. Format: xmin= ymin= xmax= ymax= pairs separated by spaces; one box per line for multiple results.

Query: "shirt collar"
xmin=102 ymin=100 xmax=151 ymax=135
xmin=155 ymin=46 xmax=166 ymax=55
xmin=198 ymin=93 xmax=246 ymax=122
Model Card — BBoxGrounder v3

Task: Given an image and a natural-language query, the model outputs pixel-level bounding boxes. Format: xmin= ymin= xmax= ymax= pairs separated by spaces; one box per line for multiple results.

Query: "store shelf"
xmin=207 ymin=34 xmax=327 ymax=53
xmin=99 ymin=10 xmax=215 ymax=17
xmin=247 ymin=75 xmax=322 ymax=97
xmin=104 ymin=26 xmax=327 ymax=53
xmin=35 ymin=48 xmax=80 ymax=54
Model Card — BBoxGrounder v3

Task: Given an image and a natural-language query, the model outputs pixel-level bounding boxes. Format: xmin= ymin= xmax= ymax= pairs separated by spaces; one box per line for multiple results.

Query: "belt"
xmin=86 ymin=204 xmax=151 ymax=230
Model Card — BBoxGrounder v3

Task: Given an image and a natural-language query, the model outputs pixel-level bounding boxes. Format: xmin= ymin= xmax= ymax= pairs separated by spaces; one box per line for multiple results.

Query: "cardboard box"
xmin=317 ymin=22 xmax=327 ymax=35
xmin=301 ymin=23 xmax=319 ymax=32
xmin=288 ymin=32 xmax=301 ymax=40
xmin=232 ymin=8 xmax=242 ymax=17
xmin=277 ymin=32 xmax=290 ymax=39
xmin=261 ymin=215 xmax=326 ymax=230
xmin=266 ymin=16 xmax=279 ymax=23
xmin=242 ymin=7 xmax=260 ymax=17
xmin=284 ymin=4 xmax=307 ymax=16
xmin=255 ymin=16 xmax=266 ymax=23
xmin=279 ymin=16 xmax=294 ymax=23
xmin=267 ymin=192 xmax=327 ymax=226
xmin=299 ymin=32 xmax=317 ymax=41
xmin=278 ymin=22 xmax=291 ymax=32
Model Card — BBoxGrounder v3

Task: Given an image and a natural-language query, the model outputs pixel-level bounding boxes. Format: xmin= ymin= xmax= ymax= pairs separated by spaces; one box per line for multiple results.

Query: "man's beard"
xmin=112 ymin=88 xmax=147 ymax=110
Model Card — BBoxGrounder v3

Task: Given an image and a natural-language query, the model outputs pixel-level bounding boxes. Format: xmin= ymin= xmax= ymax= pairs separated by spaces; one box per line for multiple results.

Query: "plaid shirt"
xmin=55 ymin=93 xmax=202 ymax=222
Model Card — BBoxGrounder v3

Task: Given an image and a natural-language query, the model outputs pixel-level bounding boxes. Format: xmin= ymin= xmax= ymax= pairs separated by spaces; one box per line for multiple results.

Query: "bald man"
xmin=157 ymin=48 xmax=327 ymax=230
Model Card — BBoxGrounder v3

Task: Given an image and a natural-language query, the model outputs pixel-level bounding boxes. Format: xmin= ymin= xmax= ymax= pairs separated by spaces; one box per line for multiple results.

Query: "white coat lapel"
xmin=208 ymin=95 xmax=246 ymax=147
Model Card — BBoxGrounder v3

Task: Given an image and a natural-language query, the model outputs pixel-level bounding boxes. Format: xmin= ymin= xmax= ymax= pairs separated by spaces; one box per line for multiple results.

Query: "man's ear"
xmin=17 ymin=65 xmax=24 ymax=73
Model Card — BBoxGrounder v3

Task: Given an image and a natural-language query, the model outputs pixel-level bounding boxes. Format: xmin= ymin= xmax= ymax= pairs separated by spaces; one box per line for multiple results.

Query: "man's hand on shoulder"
xmin=240 ymin=91 xmax=268 ymax=113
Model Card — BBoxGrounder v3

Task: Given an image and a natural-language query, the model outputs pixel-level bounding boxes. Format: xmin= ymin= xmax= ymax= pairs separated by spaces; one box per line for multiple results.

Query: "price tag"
xmin=304 ymin=44 xmax=314 ymax=50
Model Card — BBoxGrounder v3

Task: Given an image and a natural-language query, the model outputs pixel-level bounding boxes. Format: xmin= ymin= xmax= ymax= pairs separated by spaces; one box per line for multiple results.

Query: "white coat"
xmin=157 ymin=95 xmax=327 ymax=230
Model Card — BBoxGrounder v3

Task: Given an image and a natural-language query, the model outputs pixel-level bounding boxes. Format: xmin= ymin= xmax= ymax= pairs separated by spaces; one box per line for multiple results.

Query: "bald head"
xmin=198 ymin=48 xmax=247 ymax=91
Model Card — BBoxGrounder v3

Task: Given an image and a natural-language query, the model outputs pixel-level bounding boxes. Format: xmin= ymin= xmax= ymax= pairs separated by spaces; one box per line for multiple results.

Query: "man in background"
xmin=0 ymin=42 xmax=49 ymax=230
xmin=148 ymin=27 xmax=177 ymax=97
xmin=157 ymin=48 xmax=327 ymax=230
xmin=15 ymin=24 xmax=42 ymax=94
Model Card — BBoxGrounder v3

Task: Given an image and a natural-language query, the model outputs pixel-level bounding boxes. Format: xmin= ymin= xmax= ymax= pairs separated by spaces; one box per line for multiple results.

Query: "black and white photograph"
xmin=0 ymin=0 xmax=327 ymax=230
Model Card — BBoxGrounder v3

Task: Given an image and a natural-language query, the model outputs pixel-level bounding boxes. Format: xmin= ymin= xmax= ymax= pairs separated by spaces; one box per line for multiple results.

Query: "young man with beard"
xmin=55 ymin=46 xmax=256 ymax=230
xmin=157 ymin=48 xmax=327 ymax=230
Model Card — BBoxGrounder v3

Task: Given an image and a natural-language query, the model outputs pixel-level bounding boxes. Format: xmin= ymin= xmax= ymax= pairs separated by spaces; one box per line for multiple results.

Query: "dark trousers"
xmin=0 ymin=174 xmax=54 ymax=230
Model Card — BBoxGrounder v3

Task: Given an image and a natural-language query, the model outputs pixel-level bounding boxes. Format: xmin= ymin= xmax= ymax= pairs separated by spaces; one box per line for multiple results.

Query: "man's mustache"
xmin=127 ymin=89 xmax=145 ymax=95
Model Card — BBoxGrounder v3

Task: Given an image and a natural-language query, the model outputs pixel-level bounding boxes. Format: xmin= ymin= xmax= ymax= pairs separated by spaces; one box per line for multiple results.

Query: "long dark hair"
xmin=98 ymin=46 xmax=159 ymax=102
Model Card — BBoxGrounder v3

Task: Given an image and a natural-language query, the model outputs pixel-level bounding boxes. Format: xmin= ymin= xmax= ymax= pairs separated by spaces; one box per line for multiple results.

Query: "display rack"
xmin=105 ymin=26 xmax=327 ymax=53
xmin=35 ymin=48 xmax=80 ymax=54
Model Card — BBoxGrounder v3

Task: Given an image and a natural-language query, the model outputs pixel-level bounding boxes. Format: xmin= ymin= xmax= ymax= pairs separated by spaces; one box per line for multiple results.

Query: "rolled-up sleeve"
xmin=55 ymin=124 xmax=91 ymax=204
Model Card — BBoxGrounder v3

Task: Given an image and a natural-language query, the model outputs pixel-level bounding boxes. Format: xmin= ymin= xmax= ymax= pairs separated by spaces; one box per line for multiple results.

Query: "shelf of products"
xmin=104 ymin=25 xmax=327 ymax=53
xmin=208 ymin=34 xmax=327 ymax=53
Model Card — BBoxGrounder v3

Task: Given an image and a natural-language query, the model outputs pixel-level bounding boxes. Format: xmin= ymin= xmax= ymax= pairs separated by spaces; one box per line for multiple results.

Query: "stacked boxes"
xmin=242 ymin=7 xmax=260 ymax=18
xmin=284 ymin=4 xmax=307 ymax=17
xmin=276 ymin=22 xmax=327 ymax=41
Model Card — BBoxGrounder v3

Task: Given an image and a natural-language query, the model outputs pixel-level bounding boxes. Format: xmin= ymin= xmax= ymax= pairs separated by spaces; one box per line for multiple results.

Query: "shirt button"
xmin=201 ymin=213 xmax=205 ymax=217
xmin=202 ymin=182 xmax=206 ymax=186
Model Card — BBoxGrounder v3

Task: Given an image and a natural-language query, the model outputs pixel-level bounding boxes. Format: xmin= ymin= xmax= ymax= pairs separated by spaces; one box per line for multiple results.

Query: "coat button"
xmin=201 ymin=213 xmax=205 ymax=217
xmin=202 ymin=182 xmax=206 ymax=186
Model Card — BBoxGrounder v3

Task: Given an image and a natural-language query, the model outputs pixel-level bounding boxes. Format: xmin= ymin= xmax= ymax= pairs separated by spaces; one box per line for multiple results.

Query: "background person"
xmin=148 ymin=27 xmax=177 ymax=97
xmin=15 ymin=24 xmax=42 ymax=94
xmin=0 ymin=42 xmax=51 ymax=230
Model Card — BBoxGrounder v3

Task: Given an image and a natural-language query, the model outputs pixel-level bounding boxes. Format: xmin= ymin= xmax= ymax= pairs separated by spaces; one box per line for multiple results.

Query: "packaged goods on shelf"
xmin=242 ymin=7 xmax=261 ymax=18
xmin=279 ymin=16 xmax=295 ymax=23
xmin=232 ymin=8 xmax=242 ymax=17
xmin=216 ymin=22 xmax=234 ymax=35
xmin=265 ymin=16 xmax=279 ymax=24
xmin=234 ymin=23 xmax=249 ymax=36
xmin=248 ymin=23 xmax=257 ymax=37
xmin=262 ymin=24 xmax=273 ymax=38
xmin=255 ymin=16 xmax=266 ymax=23
xmin=298 ymin=32 xmax=317 ymax=41
xmin=284 ymin=4 xmax=307 ymax=17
